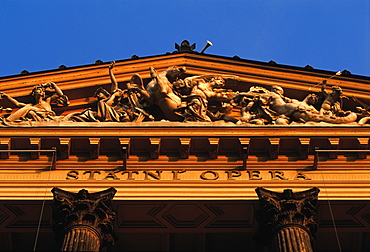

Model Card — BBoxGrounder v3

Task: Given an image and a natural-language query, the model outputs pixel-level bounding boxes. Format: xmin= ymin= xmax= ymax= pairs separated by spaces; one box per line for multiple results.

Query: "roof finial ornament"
xmin=174 ymin=40 xmax=196 ymax=52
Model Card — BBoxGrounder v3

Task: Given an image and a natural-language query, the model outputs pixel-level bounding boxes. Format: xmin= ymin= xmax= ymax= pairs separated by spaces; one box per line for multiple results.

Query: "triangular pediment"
xmin=1 ymin=51 xmax=370 ymax=127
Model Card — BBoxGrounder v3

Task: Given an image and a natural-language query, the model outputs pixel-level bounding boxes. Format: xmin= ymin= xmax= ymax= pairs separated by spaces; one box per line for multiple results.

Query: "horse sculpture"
xmin=128 ymin=66 xmax=186 ymax=121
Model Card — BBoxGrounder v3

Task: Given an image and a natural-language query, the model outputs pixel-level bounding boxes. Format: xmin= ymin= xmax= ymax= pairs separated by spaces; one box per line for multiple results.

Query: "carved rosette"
xmin=255 ymin=187 xmax=320 ymax=252
xmin=52 ymin=187 xmax=117 ymax=251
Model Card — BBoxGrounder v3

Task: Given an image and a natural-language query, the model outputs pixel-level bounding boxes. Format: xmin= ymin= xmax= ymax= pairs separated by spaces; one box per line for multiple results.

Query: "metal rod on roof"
xmin=308 ymin=71 xmax=342 ymax=90
xmin=200 ymin=40 xmax=213 ymax=54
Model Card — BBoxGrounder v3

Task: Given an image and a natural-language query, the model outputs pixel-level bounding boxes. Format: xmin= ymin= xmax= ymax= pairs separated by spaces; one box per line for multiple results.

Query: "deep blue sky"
xmin=1 ymin=1 xmax=369 ymax=77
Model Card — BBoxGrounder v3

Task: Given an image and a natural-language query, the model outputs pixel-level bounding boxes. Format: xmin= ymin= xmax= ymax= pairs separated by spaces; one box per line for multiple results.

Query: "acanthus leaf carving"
xmin=52 ymin=187 xmax=117 ymax=250
xmin=255 ymin=187 xmax=320 ymax=248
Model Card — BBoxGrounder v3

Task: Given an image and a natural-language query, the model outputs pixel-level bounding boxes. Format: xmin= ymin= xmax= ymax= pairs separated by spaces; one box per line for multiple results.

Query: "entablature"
xmin=0 ymin=125 xmax=370 ymax=171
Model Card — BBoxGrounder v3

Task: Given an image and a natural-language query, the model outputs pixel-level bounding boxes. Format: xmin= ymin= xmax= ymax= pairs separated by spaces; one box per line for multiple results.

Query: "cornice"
xmin=0 ymin=124 xmax=370 ymax=138
xmin=1 ymin=53 xmax=370 ymax=100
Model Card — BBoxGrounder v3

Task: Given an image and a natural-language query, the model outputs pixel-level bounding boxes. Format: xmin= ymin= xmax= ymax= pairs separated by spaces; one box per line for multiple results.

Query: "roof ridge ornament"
xmin=174 ymin=40 xmax=213 ymax=54
xmin=174 ymin=40 xmax=196 ymax=52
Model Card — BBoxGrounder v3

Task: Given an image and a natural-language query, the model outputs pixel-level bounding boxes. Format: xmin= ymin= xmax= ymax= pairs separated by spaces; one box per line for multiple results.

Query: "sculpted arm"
xmin=44 ymin=82 xmax=69 ymax=106
xmin=104 ymin=90 xmax=121 ymax=107
xmin=137 ymin=88 xmax=151 ymax=101
xmin=149 ymin=67 xmax=169 ymax=94
xmin=197 ymin=83 xmax=214 ymax=98
xmin=108 ymin=61 xmax=119 ymax=93
xmin=0 ymin=92 xmax=27 ymax=107
xmin=320 ymin=80 xmax=328 ymax=96
xmin=48 ymin=82 xmax=64 ymax=97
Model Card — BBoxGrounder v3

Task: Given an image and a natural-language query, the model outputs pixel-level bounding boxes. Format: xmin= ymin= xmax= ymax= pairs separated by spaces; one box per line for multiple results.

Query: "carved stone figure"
xmin=234 ymin=85 xmax=357 ymax=125
xmin=319 ymin=80 xmax=345 ymax=116
xmin=352 ymin=96 xmax=370 ymax=125
xmin=0 ymin=65 xmax=363 ymax=126
xmin=173 ymin=75 xmax=239 ymax=122
xmin=128 ymin=66 xmax=186 ymax=121
xmin=0 ymin=82 xmax=69 ymax=123
xmin=65 ymin=62 xmax=150 ymax=122
xmin=233 ymin=86 xmax=274 ymax=125
xmin=181 ymin=95 xmax=211 ymax=122
xmin=95 ymin=87 xmax=131 ymax=122
xmin=64 ymin=86 xmax=130 ymax=122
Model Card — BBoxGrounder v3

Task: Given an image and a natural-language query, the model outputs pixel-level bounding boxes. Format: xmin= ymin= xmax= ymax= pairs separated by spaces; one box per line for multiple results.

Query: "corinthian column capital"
xmin=52 ymin=187 xmax=117 ymax=251
xmin=255 ymin=187 xmax=320 ymax=252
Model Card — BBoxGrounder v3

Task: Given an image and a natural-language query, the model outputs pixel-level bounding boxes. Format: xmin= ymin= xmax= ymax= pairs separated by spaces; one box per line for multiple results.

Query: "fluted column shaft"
xmin=272 ymin=226 xmax=313 ymax=252
xmin=61 ymin=226 xmax=101 ymax=252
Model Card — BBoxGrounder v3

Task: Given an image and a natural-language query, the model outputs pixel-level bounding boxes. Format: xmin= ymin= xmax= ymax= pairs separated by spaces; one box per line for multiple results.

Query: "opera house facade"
xmin=0 ymin=41 xmax=369 ymax=251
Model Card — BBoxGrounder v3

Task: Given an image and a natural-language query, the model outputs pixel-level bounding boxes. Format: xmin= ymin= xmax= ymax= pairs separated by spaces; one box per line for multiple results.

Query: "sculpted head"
xmin=31 ymin=85 xmax=46 ymax=98
xmin=271 ymin=86 xmax=284 ymax=95
xmin=172 ymin=79 xmax=192 ymax=95
xmin=165 ymin=66 xmax=186 ymax=82
xmin=331 ymin=85 xmax=342 ymax=94
xmin=209 ymin=76 xmax=225 ymax=88
xmin=305 ymin=93 xmax=319 ymax=105
xmin=94 ymin=87 xmax=110 ymax=100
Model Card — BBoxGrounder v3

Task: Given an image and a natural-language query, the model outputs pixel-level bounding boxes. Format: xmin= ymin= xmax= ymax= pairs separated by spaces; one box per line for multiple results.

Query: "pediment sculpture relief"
xmin=0 ymin=63 xmax=369 ymax=126
xmin=0 ymin=82 xmax=69 ymax=124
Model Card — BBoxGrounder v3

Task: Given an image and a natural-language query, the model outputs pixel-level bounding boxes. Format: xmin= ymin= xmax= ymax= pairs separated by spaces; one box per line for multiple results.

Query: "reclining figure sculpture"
xmin=0 ymin=82 xmax=69 ymax=124
xmin=233 ymin=85 xmax=357 ymax=125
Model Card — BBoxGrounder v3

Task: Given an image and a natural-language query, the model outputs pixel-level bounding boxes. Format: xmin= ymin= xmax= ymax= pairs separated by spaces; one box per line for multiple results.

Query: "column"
xmin=255 ymin=187 xmax=320 ymax=252
xmin=52 ymin=187 xmax=117 ymax=252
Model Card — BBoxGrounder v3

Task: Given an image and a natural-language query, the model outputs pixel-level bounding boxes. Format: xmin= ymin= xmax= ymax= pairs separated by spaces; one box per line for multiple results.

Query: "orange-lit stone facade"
xmin=0 ymin=48 xmax=369 ymax=251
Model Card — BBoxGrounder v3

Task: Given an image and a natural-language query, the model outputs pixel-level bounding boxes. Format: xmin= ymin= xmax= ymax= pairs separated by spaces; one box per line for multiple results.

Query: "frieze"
xmin=62 ymin=169 xmax=370 ymax=181
xmin=66 ymin=169 xmax=310 ymax=181
xmin=0 ymin=169 xmax=369 ymax=200
xmin=0 ymin=169 xmax=370 ymax=182
xmin=1 ymin=62 xmax=370 ymax=127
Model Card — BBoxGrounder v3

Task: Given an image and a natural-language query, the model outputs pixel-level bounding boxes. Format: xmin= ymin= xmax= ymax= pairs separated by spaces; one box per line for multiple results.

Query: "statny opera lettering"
xmin=66 ymin=170 xmax=311 ymax=181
